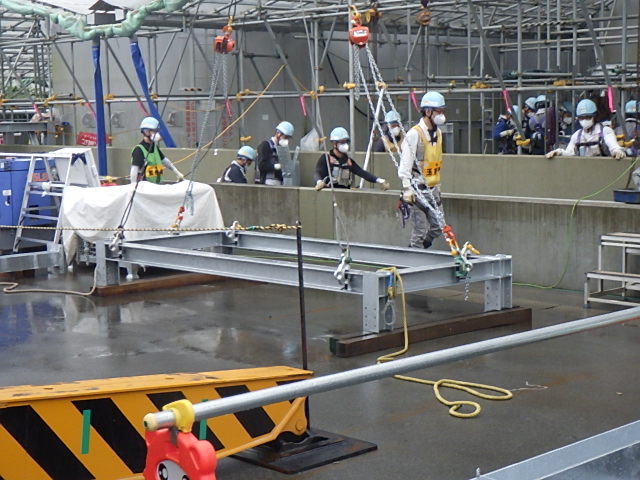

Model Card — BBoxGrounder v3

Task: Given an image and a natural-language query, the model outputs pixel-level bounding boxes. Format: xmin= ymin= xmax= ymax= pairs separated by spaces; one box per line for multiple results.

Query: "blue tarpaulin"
xmin=130 ymin=40 xmax=177 ymax=147
xmin=91 ymin=39 xmax=108 ymax=175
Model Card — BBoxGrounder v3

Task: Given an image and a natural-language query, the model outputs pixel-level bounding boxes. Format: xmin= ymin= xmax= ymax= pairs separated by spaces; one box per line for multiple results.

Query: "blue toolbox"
xmin=0 ymin=157 xmax=54 ymax=227
xmin=613 ymin=189 xmax=640 ymax=204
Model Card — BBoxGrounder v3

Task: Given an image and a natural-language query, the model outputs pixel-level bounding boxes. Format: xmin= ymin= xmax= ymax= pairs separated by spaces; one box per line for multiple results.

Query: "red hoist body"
xmin=144 ymin=428 xmax=217 ymax=480
xmin=214 ymin=25 xmax=235 ymax=54
xmin=349 ymin=8 xmax=369 ymax=47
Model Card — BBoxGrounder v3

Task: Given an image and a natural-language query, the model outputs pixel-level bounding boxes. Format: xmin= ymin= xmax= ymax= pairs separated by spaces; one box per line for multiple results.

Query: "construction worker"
xmin=493 ymin=106 xmax=519 ymax=154
xmin=546 ymin=99 xmax=626 ymax=159
xmin=528 ymin=94 xmax=555 ymax=155
xmin=620 ymin=100 xmax=639 ymax=156
xmin=517 ymin=96 xmax=537 ymax=153
xmin=314 ymin=127 xmax=389 ymax=190
xmin=373 ymin=110 xmax=404 ymax=152
xmin=130 ymin=117 xmax=184 ymax=184
xmin=558 ymin=102 xmax=575 ymax=137
xmin=256 ymin=121 xmax=294 ymax=186
xmin=217 ymin=146 xmax=257 ymax=184
xmin=398 ymin=91 xmax=447 ymax=249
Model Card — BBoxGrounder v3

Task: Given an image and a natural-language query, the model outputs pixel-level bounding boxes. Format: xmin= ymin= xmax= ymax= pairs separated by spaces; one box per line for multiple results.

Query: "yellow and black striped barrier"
xmin=0 ymin=366 xmax=311 ymax=480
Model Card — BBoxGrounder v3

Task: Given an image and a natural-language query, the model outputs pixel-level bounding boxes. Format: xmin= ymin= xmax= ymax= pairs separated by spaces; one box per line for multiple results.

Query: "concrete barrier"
xmin=2 ymin=145 xmax=638 ymax=289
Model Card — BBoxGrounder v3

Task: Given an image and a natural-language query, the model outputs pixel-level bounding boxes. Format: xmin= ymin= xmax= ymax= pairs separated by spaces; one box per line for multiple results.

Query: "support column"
xmin=484 ymin=255 xmax=512 ymax=311
xmin=95 ymin=242 xmax=119 ymax=287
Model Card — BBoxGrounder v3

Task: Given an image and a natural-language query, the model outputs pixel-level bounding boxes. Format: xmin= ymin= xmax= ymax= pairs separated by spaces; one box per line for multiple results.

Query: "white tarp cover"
xmin=60 ymin=181 xmax=224 ymax=260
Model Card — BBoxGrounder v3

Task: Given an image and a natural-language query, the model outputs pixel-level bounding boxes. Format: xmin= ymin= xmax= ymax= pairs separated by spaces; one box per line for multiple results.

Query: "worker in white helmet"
xmin=218 ymin=145 xmax=257 ymax=184
xmin=528 ymin=94 xmax=556 ymax=155
xmin=398 ymin=90 xmax=447 ymax=249
xmin=314 ymin=127 xmax=389 ymax=190
xmin=130 ymin=116 xmax=184 ymax=184
xmin=373 ymin=110 xmax=404 ymax=153
xmin=256 ymin=121 xmax=294 ymax=186
xmin=546 ymin=99 xmax=626 ymax=159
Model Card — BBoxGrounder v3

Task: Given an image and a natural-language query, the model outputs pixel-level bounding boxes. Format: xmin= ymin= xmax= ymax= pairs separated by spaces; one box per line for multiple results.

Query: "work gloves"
xmin=545 ymin=149 xmax=563 ymax=159
xmin=500 ymin=129 xmax=515 ymax=138
xmin=613 ymin=149 xmax=627 ymax=160
xmin=314 ymin=179 xmax=326 ymax=191
xmin=401 ymin=188 xmax=416 ymax=204
xmin=376 ymin=178 xmax=390 ymax=190
xmin=274 ymin=163 xmax=282 ymax=170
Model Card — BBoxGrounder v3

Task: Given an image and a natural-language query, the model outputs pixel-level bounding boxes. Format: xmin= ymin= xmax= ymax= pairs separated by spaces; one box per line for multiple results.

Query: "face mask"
xmin=390 ymin=126 xmax=401 ymax=137
xmin=526 ymin=112 xmax=534 ymax=118
xmin=337 ymin=143 xmax=349 ymax=154
xmin=278 ymin=138 xmax=289 ymax=148
xmin=579 ymin=118 xmax=594 ymax=129
xmin=152 ymin=132 xmax=162 ymax=142
xmin=563 ymin=116 xmax=573 ymax=125
xmin=432 ymin=114 xmax=446 ymax=126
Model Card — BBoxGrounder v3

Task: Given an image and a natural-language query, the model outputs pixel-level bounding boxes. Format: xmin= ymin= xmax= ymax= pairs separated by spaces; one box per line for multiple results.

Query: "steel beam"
xmin=98 ymin=231 xmax=512 ymax=334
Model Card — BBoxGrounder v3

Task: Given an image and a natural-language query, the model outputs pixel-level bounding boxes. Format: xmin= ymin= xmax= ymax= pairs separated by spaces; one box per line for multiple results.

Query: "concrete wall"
xmin=2 ymin=145 xmax=638 ymax=290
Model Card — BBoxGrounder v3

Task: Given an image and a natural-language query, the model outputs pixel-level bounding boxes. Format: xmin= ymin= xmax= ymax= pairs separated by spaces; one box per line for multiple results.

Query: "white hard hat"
xmin=524 ymin=97 xmax=537 ymax=110
xmin=420 ymin=91 xmax=446 ymax=109
xmin=276 ymin=121 xmax=294 ymax=137
xmin=329 ymin=127 xmax=350 ymax=142
xmin=140 ymin=117 xmax=160 ymax=130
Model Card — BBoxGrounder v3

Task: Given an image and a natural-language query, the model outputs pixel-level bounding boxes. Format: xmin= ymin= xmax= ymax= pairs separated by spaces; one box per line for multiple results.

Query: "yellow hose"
xmin=376 ymin=266 xmax=512 ymax=418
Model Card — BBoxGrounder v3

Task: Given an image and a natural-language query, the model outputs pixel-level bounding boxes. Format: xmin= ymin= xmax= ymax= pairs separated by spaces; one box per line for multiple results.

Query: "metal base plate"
xmin=231 ymin=428 xmax=377 ymax=474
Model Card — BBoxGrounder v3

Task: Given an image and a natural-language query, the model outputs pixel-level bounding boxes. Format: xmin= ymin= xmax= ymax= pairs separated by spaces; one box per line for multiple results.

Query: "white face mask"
xmin=432 ymin=114 xmax=446 ymax=126
xmin=562 ymin=116 xmax=573 ymax=125
xmin=152 ymin=132 xmax=162 ymax=142
xmin=278 ymin=138 xmax=289 ymax=147
xmin=579 ymin=118 xmax=594 ymax=129
xmin=337 ymin=143 xmax=349 ymax=154
xmin=390 ymin=126 xmax=401 ymax=137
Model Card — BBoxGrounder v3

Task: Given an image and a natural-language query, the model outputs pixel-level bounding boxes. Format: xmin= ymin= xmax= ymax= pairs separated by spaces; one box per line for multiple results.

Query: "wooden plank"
xmin=94 ymin=273 xmax=226 ymax=297
xmin=330 ymin=307 xmax=532 ymax=358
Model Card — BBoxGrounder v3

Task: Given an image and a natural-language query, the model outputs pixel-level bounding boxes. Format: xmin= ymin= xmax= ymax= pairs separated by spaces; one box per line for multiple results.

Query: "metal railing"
xmin=144 ymin=306 xmax=640 ymax=431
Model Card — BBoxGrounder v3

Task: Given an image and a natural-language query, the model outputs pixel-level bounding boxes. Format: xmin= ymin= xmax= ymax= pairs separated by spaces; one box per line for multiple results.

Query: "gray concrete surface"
xmin=0 ymin=267 xmax=638 ymax=479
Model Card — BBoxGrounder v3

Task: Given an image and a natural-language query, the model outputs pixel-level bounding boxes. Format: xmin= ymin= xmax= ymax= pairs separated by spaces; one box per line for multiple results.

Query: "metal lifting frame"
xmin=95 ymin=230 xmax=512 ymax=334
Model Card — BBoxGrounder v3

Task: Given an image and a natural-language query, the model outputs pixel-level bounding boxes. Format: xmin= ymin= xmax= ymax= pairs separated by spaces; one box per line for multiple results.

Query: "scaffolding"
xmin=0 ymin=0 xmax=638 ymax=153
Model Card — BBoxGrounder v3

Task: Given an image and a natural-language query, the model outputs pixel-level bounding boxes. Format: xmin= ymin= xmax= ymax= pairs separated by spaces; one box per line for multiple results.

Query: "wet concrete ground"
xmin=1 ymin=265 xmax=639 ymax=479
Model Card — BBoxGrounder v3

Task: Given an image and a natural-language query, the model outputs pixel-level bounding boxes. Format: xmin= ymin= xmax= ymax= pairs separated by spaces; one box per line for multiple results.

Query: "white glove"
xmin=274 ymin=163 xmax=282 ymax=170
xmin=613 ymin=149 xmax=626 ymax=160
xmin=176 ymin=171 xmax=185 ymax=181
xmin=500 ymin=129 xmax=515 ymax=138
xmin=401 ymin=188 xmax=416 ymax=204
xmin=376 ymin=178 xmax=390 ymax=190
xmin=314 ymin=179 xmax=326 ymax=191
xmin=545 ymin=149 xmax=562 ymax=159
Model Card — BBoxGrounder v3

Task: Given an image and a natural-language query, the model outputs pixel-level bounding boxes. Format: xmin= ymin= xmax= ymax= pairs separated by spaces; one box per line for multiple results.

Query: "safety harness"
xmin=574 ymin=123 xmax=610 ymax=157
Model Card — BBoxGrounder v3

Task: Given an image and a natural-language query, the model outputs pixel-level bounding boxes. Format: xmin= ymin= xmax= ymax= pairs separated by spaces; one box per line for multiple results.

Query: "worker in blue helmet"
xmin=528 ymin=94 xmax=556 ymax=155
xmin=546 ymin=99 xmax=626 ymax=159
xmin=398 ymin=90 xmax=447 ymax=249
xmin=493 ymin=105 xmax=519 ymax=154
xmin=619 ymin=100 xmax=639 ymax=158
xmin=130 ymin=116 xmax=184 ymax=184
xmin=373 ymin=110 xmax=405 ymax=153
xmin=558 ymin=101 xmax=575 ymax=137
xmin=314 ymin=127 xmax=389 ymax=190
xmin=218 ymin=145 xmax=257 ymax=183
xmin=255 ymin=121 xmax=294 ymax=186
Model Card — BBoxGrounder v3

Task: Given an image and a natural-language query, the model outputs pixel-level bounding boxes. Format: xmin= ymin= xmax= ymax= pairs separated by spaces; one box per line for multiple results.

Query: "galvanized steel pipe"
xmin=144 ymin=306 xmax=640 ymax=431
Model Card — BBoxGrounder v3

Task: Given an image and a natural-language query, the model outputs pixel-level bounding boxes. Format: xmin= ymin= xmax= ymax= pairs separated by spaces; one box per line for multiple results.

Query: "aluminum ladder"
xmin=12 ymin=148 xmax=100 ymax=253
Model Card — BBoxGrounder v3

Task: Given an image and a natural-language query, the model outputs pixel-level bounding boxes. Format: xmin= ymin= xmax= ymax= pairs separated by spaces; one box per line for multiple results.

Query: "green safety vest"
xmin=132 ymin=143 xmax=163 ymax=183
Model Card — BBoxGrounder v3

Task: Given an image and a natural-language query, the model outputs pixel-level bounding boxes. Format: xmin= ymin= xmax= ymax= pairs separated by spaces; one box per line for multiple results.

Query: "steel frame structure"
xmin=95 ymin=229 xmax=512 ymax=333
xmin=0 ymin=0 xmax=637 ymax=153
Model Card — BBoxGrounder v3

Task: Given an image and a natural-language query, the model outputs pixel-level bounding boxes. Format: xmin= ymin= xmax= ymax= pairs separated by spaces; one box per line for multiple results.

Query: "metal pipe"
xmin=144 ymin=306 xmax=640 ymax=430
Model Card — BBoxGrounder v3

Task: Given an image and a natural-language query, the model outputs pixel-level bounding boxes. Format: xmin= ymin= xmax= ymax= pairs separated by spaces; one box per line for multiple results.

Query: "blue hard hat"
xmin=384 ymin=110 xmax=402 ymax=124
xmin=625 ymin=100 xmax=638 ymax=114
xmin=276 ymin=121 xmax=294 ymax=137
xmin=420 ymin=91 xmax=446 ymax=109
xmin=140 ymin=116 xmax=160 ymax=130
xmin=524 ymin=97 xmax=537 ymax=110
xmin=329 ymin=127 xmax=350 ymax=142
xmin=509 ymin=105 xmax=520 ymax=119
xmin=576 ymin=99 xmax=597 ymax=117
xmin=237 ymin=145 xmax=257 ymax=161
xmin=559 ymin=101 xmax=573 ymax=114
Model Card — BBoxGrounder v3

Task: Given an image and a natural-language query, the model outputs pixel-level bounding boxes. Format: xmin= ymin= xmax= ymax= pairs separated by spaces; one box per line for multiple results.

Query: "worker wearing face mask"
xmin=546 ymin=99 xmax=626 ymax=159
xmin=314 ymin=127 xmax=389 ymax=190
xmin=217 ymin=145 xmax=257 ymax=184
xmin=397 ymin=91 xmax=447 ymax=249
xmin=529 ymin=94 xmax=555 ymax=155
xmin=514 ymin=97 xmax=537 ymax=153
xmin=373 ymin=110 xmax=405 ymax=153
xmin=256 ymin=121 xmax=294 ymax=185
xmin=130 ymin=117 xmax=184 ymax=184
xmin=493 ymin=106 xmax=519 ymax=154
